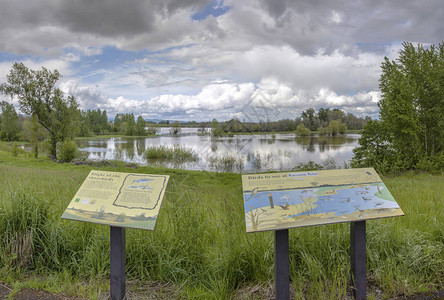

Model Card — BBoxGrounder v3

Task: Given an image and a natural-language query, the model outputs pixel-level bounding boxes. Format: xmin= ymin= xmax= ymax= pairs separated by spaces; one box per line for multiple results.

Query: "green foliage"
xmin=79 ymin=109 xmax=110 ymax=136
xmin=207 ymin=154 xmax=244 ymax=172
xmin=319 ymin=120 xmax=347 ymax=136
xmin=0 ymin=159 xmax=443 ymax=298
xmin=181 ymin=111 xmax=366 ymax=136
xmin=328 ymin=120 xmax=347 ymax=135
xmin=292 ymin=160 xmax=323 ymax=171
xmin=295 ymin=123 xmax=311 ymax=136
xmin=23 ymin=115 xmax=47 ymax=159
xmin=125 ymin=114 xmax=136 ymax=136
xmin=0 ymin=188 xmax=51 ymax=270
xmin=415 ymin=153 xmax=444 ymax=175
xmin=0 ymin=101 xmax=21 ymax=141
xmin=0 ymin=63 xmax=80 ymax=159
xmin=144 ymin=145 xmax=198 ymax=162
xmin=351 ymin=120 xmax=395 ymax=173
xmin=135 ymin=115 xmax=146 ymax=136
xmin=318 ymin=126 xmax=328 ymax=135
xmin=211 ymin=119 xmax=224 ymax=136
xmin=379 ymin=42 xmax=444 ymax=171
xmin=353 ymin=42 xmax=444 ymax=174
xmin=113 ymin=113 xmax=136 ymax=135
xmin=146 ymin=124 xmax=160 ymax=135
xmin=301 ymin=108 xmax=319 ymax=130
xmin=11 ymin=142 xmax=19 ymax=157
xmin=59 ymin=140 xmax=78 ymax=163
xmin=169 ymin=121 xmax=182 ymax=135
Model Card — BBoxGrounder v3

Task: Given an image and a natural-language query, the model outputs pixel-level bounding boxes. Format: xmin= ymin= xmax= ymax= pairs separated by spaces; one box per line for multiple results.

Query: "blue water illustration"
xmin=289 ymin=185 xmax=398 ymax=217
xmin=131 ymin=178 xmax=154 ymax=184
xmin=244 ymin=189 xmax=317 ymax=212
xmin=244 ymin=184 xmax=399 ymax=217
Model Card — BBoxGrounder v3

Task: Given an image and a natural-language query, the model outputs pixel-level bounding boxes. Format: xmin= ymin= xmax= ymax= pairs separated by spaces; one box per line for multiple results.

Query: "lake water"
xmin=76 ymin=128 xmax=360 ymax=173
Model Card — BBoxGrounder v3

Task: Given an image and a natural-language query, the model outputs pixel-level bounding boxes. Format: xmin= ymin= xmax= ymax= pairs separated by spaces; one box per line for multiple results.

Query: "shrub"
xmin=318 ymin=126 xmax=328 ymax=135
xmin=296 ymin=124 xmax=311 ymax=136
xmin=59 ymin=140 xmax=78 ymax=163
xmin=11 ymin=142 xmax=19 ymax=157
xmin=292 ymin=160 xmax=323 ymax=171
xmin=415 ymin=153 xmax=444 ymax=175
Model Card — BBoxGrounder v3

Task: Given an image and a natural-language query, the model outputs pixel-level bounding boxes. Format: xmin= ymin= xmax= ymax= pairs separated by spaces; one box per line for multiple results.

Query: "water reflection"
xmin=75 ymin=132 xmax=360 ymax=172
xmin=136 ymin=139 xmax=146 ymax=156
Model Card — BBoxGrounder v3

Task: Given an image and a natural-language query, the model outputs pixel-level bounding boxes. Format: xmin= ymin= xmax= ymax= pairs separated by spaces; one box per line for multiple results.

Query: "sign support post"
xmin=350 ymin=221 xmax=366 ymax=300
xmin=110 ymin=226 xmax=126 ymax=300
xmin=274 ymin=229 xmax=290 ymax=300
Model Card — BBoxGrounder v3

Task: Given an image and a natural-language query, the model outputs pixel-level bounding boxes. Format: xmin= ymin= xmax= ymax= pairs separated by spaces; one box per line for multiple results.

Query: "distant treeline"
xmin=0 ymin=106 xmax=369 ymax=141
xmin=202 ymin=108 xmax=370 ymax=136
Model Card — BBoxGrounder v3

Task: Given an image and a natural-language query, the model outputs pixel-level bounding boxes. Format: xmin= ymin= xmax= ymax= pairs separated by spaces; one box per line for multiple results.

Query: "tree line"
xmin=205 ymin=108 xmax=369 ymax=137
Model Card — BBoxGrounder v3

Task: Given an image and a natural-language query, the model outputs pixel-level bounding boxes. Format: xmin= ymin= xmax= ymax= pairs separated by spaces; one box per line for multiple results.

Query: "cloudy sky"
xmin=0 ymin=0 xmax=443 ymax=122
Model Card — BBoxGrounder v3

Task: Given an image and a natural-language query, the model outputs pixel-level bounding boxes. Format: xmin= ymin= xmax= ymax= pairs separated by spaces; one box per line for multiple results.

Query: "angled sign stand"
xmin=242 ymin=167 xmax=404 ymax=300
xmin=62 ymin=170 xmax=169 ymax=300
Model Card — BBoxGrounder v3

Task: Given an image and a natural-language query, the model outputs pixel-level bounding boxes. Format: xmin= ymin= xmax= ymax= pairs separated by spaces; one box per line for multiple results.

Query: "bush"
xmin=351 ymin=120 xmax=395 ymax=173
xmin=59 ymin=140 xmax=78 ymax=162
xmin=293 ymin=160 xmax=323 ymax=171
xmin=318 ymin=126 xmax=329 ymax=135
xmin=415 ymin=153 xmax=444 ymax=175
xmin=296 ymin=124 xmax=311 ymax=136
xmin=11 ymin=142 xmax=19 ymax=157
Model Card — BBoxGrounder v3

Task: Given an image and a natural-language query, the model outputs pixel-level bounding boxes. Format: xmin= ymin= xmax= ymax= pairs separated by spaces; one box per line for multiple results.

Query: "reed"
xmin=144 ymin=145 xmax=198 ymax=162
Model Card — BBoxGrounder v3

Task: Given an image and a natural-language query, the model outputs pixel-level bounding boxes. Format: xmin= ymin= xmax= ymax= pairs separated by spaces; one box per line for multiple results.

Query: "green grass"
xmin=0 ymin=150 xmax=442 ymax=299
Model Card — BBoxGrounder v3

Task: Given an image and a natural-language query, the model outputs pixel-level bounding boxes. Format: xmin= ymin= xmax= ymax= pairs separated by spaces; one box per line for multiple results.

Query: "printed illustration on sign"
xmin=242 ymin=168 xmax=404 ymax=232
xmin=61 ymin=170 xmax=169 ymax=230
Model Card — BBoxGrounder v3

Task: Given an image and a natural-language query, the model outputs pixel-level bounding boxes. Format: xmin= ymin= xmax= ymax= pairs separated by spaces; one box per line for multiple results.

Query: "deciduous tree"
xmin=353 ymin=42 xmax=444 ymax=173
xmin=0 ymin=101 xmax=20 ymax=141
xmin=0 ymin=63 xmax=80 ymax=159
xmin=135 ymin=115 xmax=146 ymax=136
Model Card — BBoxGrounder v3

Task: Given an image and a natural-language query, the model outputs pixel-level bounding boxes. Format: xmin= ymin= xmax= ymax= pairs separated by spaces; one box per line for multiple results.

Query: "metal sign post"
xmin=350 ymin=221 xmax=366 ymax=300
xmin=274 ymin=229 xmax=290 ymax=300
xmin=110 ymin=226 xmax=126 ymax=300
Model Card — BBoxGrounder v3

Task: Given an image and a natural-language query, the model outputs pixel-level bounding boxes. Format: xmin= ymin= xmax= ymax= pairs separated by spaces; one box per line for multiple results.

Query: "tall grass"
xmin=206 ymin=154 xmax=244 ymax=173
xmin=0 ymin=155 xmax=442 ymax=299
xmin=144 ymin=145 xmax=198 ymax=162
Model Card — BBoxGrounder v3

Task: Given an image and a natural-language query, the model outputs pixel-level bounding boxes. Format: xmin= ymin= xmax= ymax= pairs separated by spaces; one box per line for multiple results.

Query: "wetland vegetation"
xmin=0 ymin=147 xmax=442 ymax=299
xmin=0 ymin=42 xmax=443 ymax=299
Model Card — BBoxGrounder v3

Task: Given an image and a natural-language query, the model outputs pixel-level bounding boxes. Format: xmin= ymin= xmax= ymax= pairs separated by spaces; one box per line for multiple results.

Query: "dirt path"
xmin=0 ymin=282 xmax=81 ymax=300
xmin=1 ymin=281 xmax=443 ymax=299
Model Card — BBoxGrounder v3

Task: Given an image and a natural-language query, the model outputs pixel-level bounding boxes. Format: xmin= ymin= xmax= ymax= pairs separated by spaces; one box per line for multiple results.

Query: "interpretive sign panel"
xmin=242 ymin=167 xmax=403 ymax=232
xmin=62 ymin=170 xmax=169 ymax=230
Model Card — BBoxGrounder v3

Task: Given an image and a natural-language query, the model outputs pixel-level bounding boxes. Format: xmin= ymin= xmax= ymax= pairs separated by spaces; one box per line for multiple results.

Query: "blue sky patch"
xmin=192 ymin=0 xmax=230 ymax=21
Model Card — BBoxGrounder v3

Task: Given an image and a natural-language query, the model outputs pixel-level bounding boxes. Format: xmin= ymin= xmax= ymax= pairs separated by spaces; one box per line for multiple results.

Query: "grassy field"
xmin=0 ymin=147 xmax=442 ymax=299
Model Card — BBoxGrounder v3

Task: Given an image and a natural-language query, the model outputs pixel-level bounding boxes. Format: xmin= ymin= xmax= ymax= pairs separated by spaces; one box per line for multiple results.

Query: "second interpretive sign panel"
xmin=242 ymin=167 xmax=404 ymax=232
xmin=62 ymin=170 xmax=169 ymax=230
